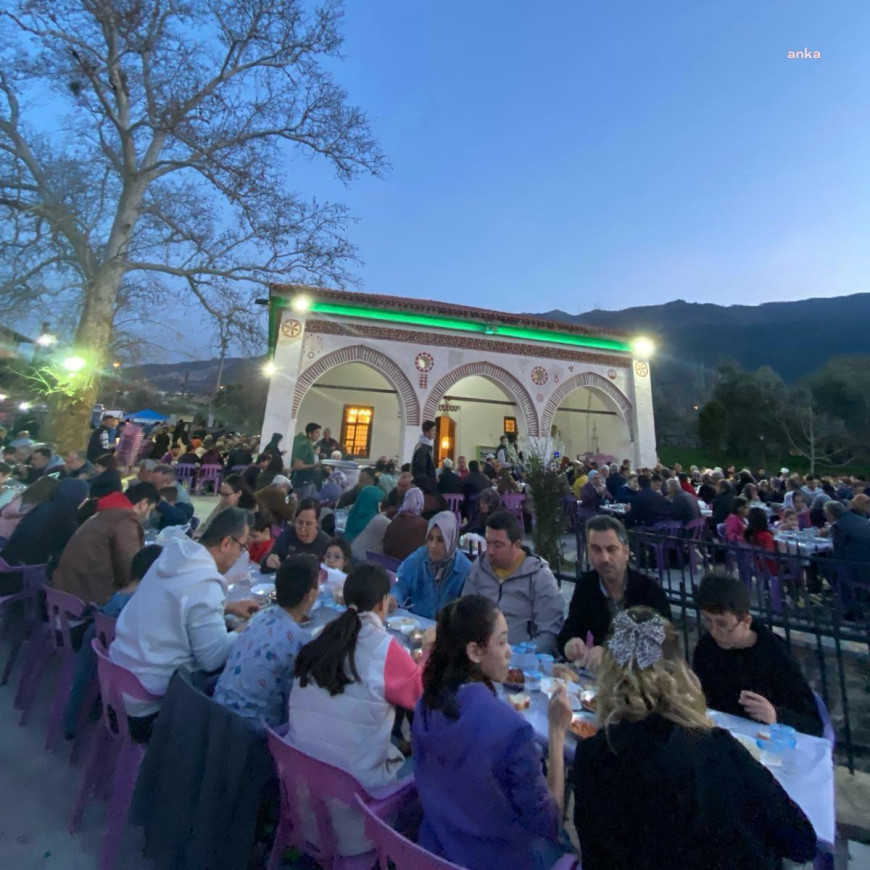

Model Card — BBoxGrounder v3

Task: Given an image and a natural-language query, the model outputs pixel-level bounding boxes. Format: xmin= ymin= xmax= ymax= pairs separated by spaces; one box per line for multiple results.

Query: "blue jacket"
xmin=412 ymin=682 xmax=560 ymax=870
xmin=393 ymin=547 xmax=471 ymax=620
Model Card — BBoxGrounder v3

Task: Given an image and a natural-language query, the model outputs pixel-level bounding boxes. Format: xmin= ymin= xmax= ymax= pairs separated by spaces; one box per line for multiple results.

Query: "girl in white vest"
xmin=286 ymin=562 xmax=433 ymax=854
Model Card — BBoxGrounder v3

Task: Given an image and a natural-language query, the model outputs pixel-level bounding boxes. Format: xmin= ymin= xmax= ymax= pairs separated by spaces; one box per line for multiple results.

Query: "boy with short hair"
xmin=693 ymin=572 xmax=823 ymax=736
xmin=155 ymin=485 xmax=194 ymax=529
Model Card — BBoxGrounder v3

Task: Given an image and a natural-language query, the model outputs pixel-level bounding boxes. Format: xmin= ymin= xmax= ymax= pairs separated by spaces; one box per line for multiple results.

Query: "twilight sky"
xmin=296 ymin=0 xmax=869 ymax=316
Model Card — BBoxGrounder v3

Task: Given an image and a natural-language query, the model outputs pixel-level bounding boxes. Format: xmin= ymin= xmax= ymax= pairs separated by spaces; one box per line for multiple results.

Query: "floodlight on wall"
xmin=291 ymin=295 xmax=311 ymax=313
xmin=19 ymin=402 xmax=31 ymax=411
xmin=631 ymin=337 xmax=655 ymax=358
xmin=62 ymin=355 xmax=87 ymax=373
xmin=36 ymin=333 xmax=57 ymax=347
xmin=263 ymin=361 xmax=278 ymax=377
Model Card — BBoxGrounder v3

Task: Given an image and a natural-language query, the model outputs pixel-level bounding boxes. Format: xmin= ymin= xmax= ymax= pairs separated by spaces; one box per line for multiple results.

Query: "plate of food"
xmin=386 ymin=615 xmax=418 ymax=634
xmin=579 ymin=688 xmax=597 ymax=713
xmin=503 ymin=667 xmax=525 ymax=689
xmin=551 ymin=663 xmax=582 ymax=684
xmin=569 ymin=714 xmax=598 ymax=740
xmin=251 ymin=583 xmax=276 ymax=598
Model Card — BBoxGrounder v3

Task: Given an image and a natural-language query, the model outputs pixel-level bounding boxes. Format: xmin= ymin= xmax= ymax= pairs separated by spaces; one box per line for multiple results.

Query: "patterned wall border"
xmin=304 ymin=319 xmax=630 ymax=368
xmin=423 ymin=361 xmax=540 ymax=437
xmin=540 ymin=372 xmax=635 ymax=441
xmin=292 ymin=344 xmax=421 ymax=426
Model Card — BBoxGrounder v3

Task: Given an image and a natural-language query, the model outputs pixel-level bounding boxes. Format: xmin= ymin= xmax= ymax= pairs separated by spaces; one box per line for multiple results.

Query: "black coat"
xmin=693 ymin=619 xmax=823 ymax=737
xmin=573 ymin=715 xmax=816 ymax=870
xmin=462 ymin=471 xmax=492 ymax=497
xmin=606 ymin=472 xmax=626 ymax=497
xmin=625 ymin=487 xmax=672 ymax=527
xmin=558 ymin=567 xmax=672 ymax=655
xmin=436 ymin=468 xmax=463 ymax=494
xmin=260 ymin=526 xmax=330 ymax=573
xmin=830 ymin=511 xmax=870 ymax=564
xmin=670 ymin=490 xmax=702 ymax=524
xmin=411 ymin=442 xmax=436 ymax=488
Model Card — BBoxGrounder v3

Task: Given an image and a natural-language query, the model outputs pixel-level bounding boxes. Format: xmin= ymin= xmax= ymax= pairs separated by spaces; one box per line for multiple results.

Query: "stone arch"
xmin=423 ymin=362 xmax=540 ymax=437
xmin=540 ymin=372 xmax=635 ymax=441
xmin=292 ymin=344 xmax=421 ymax=427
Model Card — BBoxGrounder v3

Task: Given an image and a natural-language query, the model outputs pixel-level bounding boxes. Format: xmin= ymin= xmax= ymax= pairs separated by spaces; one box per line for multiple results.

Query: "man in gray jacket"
xmin=461 ymin=510 xmax=564 ymax=654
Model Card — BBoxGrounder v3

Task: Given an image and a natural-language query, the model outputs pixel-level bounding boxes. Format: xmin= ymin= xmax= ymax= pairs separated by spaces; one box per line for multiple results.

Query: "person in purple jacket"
xmin=412 ymin=595 xmax=575 ymax=870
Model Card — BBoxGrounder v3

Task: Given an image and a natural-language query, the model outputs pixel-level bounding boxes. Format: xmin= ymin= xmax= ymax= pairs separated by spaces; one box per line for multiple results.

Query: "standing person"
xmin=390 ymin=511 xmax=471 ymax=619
xmin=286 ymin=563 xmax=433 ymax=854
xmin=214 ymin=554 xmax=320 ymax=728
xmin=411 ymin=420 xmax=437 ymax=489
xmin=290 ymin=422 xmax=321 ymax=498
xmin=87 ymin=414 xmax=119 ymax=463
xmin=261 ymin=497 xmax=331 ymax=572
xmin=315 ymin=427 xmax=340 ymax=459
xmin=260 ymin=432 xmax=285 ymax=457
xmin=559 ymin=515 xmax=671 ymax=668
xmin=724 ymin=497 xmax=749 ymax=543
xmin=573 ymin=606 xmax=816 ymax=870
xmin=461 ymin=511 xmax=564 ymax=654
xmin=495 ymin=435 xmax=511 ymax=465
xmin=412 ymin=595 xmax=574 ymax=870
xmin=692 ymin=573 xmax=823 ymax=736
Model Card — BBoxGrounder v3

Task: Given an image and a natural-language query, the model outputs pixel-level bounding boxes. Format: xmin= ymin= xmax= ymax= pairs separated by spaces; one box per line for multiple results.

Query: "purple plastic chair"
xmin=264 ymin=725 xmax=416 ymax=870
xmin=69 ymin=639 xmax=162 ymax=870
xmin=365 ymin=551 xmax=402 ymax=573
xmin=195 ymin=463 xmax=223 ymax=494
xmin=0 ymin=561 xmax=46 ymax=686
xmin=42 ymin=586 xmax=90 ymax=753
xmin=174 ymin=462 xmax=197 ymax=491
xmin=502 ymin=493 xmax=526 ymax=535
xmin=94 ymin=612 xmax=117 ymax=650
xmin=443 ymin=493 xmax=465 ymax=525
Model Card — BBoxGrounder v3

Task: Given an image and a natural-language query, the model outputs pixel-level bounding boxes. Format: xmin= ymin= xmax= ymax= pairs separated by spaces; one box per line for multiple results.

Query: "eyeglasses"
xmin=219 ymin=490 xmax=235 ymax=498
xmin=228 ymin=536 xmax=247 ymax=551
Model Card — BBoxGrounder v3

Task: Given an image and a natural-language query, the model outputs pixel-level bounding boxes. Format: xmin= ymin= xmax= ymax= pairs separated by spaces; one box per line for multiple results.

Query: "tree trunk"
xmin=43 ymin=268 xmax=122 ymax=454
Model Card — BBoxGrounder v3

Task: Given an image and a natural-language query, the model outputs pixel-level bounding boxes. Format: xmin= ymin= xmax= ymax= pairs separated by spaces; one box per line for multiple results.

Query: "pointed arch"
xmin=292 ymin=344 xmax=421 ymax=427
xmin=422 ymin=362 xmax=540 ymax=436
xmin=540 ymin=372 xmax=634 ymax=440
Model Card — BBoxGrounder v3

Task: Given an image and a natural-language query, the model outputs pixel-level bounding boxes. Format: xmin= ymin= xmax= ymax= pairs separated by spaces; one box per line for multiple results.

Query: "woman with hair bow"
xmin=572 ymin=607 xmax=816 ymax=870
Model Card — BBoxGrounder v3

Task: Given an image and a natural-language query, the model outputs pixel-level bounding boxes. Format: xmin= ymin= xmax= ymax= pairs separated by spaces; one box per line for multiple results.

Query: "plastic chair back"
xmin=355 ymin=794 xmax=466 ymax=869
xmin=94 ymin=612 xmax=117 ymax=649
xmin=264 ymin=726 xmax=415 ymax=870
xmin=44 ymin=586 xmax=88 ymax=655
xmin=685 ymin=518 xmax=707 ymax=540
xmin=443 ymin=493 xmax=465 ymax=524
xmin=174 ymin=463 xmax=197 ymax=490
xmin=92 ymin=639 xmax=161 ymax=742
xmin=813 ymin=690 xmax=836 ymax=748
xmin=366 ymin=551 xmax=402 ymax=573
xmin=196 ymin=464 xmax=223 ymax=494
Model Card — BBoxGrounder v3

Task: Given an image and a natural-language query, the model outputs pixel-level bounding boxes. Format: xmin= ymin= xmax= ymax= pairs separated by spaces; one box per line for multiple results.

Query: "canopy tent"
xmin=127 ymin=408 xmax=170 ymax=422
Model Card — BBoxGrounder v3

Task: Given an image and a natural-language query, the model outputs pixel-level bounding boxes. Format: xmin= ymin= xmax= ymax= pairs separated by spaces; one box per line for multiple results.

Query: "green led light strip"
xmin=272 ymin=299 xmax=632 ymax=353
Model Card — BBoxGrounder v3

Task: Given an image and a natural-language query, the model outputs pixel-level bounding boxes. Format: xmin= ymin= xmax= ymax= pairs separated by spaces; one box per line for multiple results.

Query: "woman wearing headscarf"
xmin=342 ymin=481 xmax=384 ymax=542
xmin=413 ymin=474 xmax=448 ymax=520
xmin=383 ymin=486 xmax=429 ymax=561
xmin=389 ymin=511 xmax=472 ymax=619
xmin=459 ymin=489 xmax=502 ymax=537
xmin=0 ymin=478 xmax=90 ymax=592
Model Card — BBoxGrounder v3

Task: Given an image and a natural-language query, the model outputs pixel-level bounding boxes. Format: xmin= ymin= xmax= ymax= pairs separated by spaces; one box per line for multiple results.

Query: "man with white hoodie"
xmin=110 ymin=508 xmax=260 ymax=741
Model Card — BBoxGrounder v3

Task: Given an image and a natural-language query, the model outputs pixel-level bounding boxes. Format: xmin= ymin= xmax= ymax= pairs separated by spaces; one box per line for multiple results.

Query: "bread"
xmin=505 ymin=668 xmax=525 ymax=685
xmin=552 ymin=664 xmax=580 ymax=683
xmin=570 ymin=719 xmax=598 ymax=739
xmin=507 ymin=693 xmax=531 ymax=712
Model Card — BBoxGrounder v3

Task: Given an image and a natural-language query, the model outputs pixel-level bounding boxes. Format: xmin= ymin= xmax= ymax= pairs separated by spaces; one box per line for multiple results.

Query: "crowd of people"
xmin=0 ymin=416 xmax=837 ymax=869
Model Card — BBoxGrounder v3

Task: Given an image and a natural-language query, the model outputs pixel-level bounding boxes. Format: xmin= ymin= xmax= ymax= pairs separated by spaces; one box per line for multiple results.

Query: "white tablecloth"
xmin=774 ymin=533 xmax=833 ymax=558
xmin=501 ymin=687 xmax=834 ymax=847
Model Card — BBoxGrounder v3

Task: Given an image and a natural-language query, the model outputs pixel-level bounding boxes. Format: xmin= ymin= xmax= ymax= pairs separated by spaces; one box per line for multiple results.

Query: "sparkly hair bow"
xmin=608 ymin=611 xmax=667 ymax=669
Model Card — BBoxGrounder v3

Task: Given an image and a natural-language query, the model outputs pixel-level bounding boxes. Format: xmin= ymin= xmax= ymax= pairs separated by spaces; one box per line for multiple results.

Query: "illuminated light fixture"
xmin=112 ymin=361 xmax=121 ymax=369
xmin=19 ymin=401 xmax=31 ymax=411
xmin=290 ymin=295 xmax=311 ymax=313
xmin=263 ymin=361 xmax=278 ymax=377
xmin=285 ymin=301 xmax=633 ymax=353
xmin=36 ymin=333 xmax=57 ymax=347
xmin=441 ymin=437 xmax=450 ymax=450
xmin=62 ymin=355 xmax=87 ymax=373
xmin=0 ymin=393 xmax=6 ymax=402
xmin=631 ymin=337 xmax=655 ymax=358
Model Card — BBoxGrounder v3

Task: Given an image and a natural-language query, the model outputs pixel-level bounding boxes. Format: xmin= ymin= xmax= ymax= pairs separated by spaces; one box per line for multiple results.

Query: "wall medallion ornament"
xmin=608 ymin=369 xmax=617 ymax=380
xmin=414 ymin=352 xmax=434 ymax=373
xmin=281 ymin=319 xmax=302 ymax=339
xmin=634 ymin=361 xmax=649 ymax=377
xmin=531 ymin=366 xmax=548 ymax=386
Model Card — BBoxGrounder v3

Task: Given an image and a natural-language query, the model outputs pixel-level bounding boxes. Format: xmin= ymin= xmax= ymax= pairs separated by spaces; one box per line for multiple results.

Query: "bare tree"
xmin=781 ymin=388 xmax=854 ymax=473
xmin=0 ymin=0 xmax=385 ymax=450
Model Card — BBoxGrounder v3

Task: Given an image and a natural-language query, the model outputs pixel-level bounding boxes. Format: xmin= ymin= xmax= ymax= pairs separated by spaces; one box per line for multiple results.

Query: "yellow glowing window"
xmin=503 ymin=416 xmax=517 ymax=435
xmin=341 ymin=405 xmax=374 ymax=458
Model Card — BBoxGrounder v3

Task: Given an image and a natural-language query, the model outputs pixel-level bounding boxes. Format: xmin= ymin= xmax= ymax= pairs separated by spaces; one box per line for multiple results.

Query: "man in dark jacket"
xmin=625 ymin=474 xmax=673 ymax=527
xmin=559 ymin=515 xmax=671 ymax=667
xmin=410 ymin=420 xmax=436 ymax=488
xmin=665 ymin=478 xmax=701 ymax=524
xmin=462 ymin=460 xmax=492 ymax=498
xmin=436 ymin=458 xmax=463 ymax=494
xmin=693 ymin=573 xmax=823 ymax=736
xmin=87 ymin=414 xmax=118 ymax=462
xmin=605 ymin=463 xmax=626 ymax=498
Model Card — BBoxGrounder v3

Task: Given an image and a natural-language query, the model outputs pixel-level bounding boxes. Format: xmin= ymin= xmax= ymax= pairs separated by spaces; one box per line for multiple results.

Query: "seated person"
xmin=435 ymin=458 xmax=463 ymax=494
xmin=155 ymin=485 xmax=194 ymax=529
xmin=317 ymin=469 xmax=346 ymax=504
xmin=461 ymin=460 xmax=492 ymax=500
xmin=744 ymin=506 xmax=777 ymax=574
xmin=459 ymin=488 xmax=501 ymax=537
xmin=286 ymin=563 xmax=433 ymax=854
xmin=349 ymin=507 xmax=391 ymax=562
xmin=390 ymin=511 xmax=471 ymax=619
xmin=260 ymin=497 xmax=331 ymax=572
xmin=321 ymin=536 xmax=351 ymax=599
xmin=413 ymin=596 xmax=574 ymax=870
xmin=624 ymin=474 xmax=672 ymax=527
xmin=792 ymin=493 xmax=812 ymax=530
xmin=724 ymin=496 xmax=748 ymax=542
xmin=246 ymin=511 xmax=275 ymax=564
xmin=214 ymin=554 xmax=319 ymax=727
xmin=776 ymin=508 xmax=799 ymax=532
xmin=559 ymin=515 xmax=671 ymax=669
xmin=693 ymin=573 xmax=823 ymax=736
xmin=666 ymin=477 xmax=701 ymax=524
xmin=338 ymin=465 xmax=378 ymax=510
xmin=110 ymin=509 xmax=260 ymax=740
xmin=342 ymin=472 xmax=384 ymax=541
xmin=383 ymin=487 xmax=428 ymax=561
xmin=573 ymin=606 xmax=815 ymax=870
xmin=614 ymin=473 xmax=638 ymax=505
xmin=382 ymin=470 xmax=413 ymax=514
xmin=413 ymin=474 xmax=448 ymax=520
xmin=461 ymin=511 xmax=564 ymax=654
xmin=63 ymin=544 xmax=163 ymax=738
